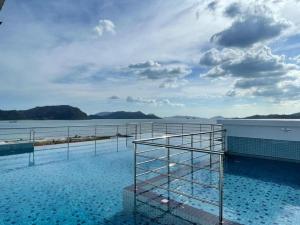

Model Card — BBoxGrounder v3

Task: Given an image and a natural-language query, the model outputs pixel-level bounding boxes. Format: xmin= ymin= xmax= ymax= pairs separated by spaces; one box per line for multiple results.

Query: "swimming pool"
xmin=0 ymin=141 xmax=299 ymax=225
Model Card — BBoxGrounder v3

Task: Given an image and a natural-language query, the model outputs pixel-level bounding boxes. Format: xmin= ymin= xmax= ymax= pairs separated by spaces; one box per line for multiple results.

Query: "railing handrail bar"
xmin=153 ymin=122 xmax=223 ymax=126
xmin=135 ymin=142 xmax=224 ymax=155
xmin=0 ymin=124 xmax=138 ymax=130
xmin=0 ymin=122 xmax=223 ymax=130
xmin=133 ymin=129 xmax=226 ymax=143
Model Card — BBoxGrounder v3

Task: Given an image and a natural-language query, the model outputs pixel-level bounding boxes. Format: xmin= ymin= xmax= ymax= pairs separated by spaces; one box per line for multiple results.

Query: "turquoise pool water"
xmin=0 ymin=140 xmax=299 ymax=225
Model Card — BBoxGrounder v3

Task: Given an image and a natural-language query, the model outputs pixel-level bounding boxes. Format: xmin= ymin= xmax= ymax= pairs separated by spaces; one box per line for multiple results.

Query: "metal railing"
xmin=133 ymin=127 xmax=226 ymax=224
xmin=0 ymin=122 xmax=223 ymax=172
xmin=136 ymin=122 xmax=223 ymax=139
xmin=0 ymin=124 xmax=138 ymax=168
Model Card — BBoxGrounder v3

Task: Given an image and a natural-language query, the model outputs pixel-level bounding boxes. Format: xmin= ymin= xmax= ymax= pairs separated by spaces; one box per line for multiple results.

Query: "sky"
xmin=0 ymin=0 xmax=300 ymax=117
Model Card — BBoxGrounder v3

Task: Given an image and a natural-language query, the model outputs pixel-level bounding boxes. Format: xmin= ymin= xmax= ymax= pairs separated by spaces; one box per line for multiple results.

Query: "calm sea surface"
xmin=0 ymin=118 xmax=215 ymax=142
xmin=0 ymin=118 xmax=214 ymax=129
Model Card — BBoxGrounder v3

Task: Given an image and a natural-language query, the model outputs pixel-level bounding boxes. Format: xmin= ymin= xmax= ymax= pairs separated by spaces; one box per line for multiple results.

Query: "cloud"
xmin=128 ymin=60 xmax=191 ymax=88
xmin=252 ymin=83 xmax=300 ymax=101
xmin=199 ymin=48 xmax=238 ymax=67
xmin=126 ymin=96 xmax=156 ymax=104
xmin=294 ymin=55 xmax=300 ymax=64
xmin=211 ymin=4 xmax=290 ymax=47
xmin=94 ymin=19 xmax=116 ymax=37
xmin=224 ymin=2 xmax=242 ymax=18
xmin=108 ymin=95 xmax=120 ymax=100
xmin=159 ymin=78 xmax=188 ymax=89
xmin=138 ymin=66 xmax=191 ymax=80
xmin=128 ymin=60 xmax=160 ymax=69
xmin=201 ymin=46 xmax=300 ymax=101
xmin=202 ymin=46 xmax=297 ymax=78
xmin=234 ymin=77 xmax=283 ymax=89
xmin=206 ymin=1 xmax=218 ymax=11
xmin=126 ymin=96 xmax=184 ymax=107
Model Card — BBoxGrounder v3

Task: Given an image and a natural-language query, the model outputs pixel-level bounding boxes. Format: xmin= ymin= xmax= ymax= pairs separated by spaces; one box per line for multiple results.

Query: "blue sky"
xmin=1 ymin=0 xmax=300 ymax=117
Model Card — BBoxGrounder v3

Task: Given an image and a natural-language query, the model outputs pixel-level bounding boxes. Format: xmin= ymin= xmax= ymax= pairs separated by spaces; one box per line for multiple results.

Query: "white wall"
xmin=217 ymin=119 xmax=300 ymax=141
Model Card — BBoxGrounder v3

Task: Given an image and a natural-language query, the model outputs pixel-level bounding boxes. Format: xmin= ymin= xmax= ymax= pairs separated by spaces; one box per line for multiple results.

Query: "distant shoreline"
xmin=0 ymin=105 xmax=161 ymax=120
xmin=1 ymin=134 xmax=131 ymax=147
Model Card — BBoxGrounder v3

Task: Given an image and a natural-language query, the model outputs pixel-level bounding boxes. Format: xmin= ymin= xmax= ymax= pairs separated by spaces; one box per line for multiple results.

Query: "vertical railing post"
xmin=29 ymin=129 xmax=32 ymax=142
xmin=167 ymin=137 xmax=170 ymax=203
xmin=116 ymin=125 xmax=119 ymax=152
xmin=165 ymin=123 xmax=168 ymax=135
xmin=191 ymin=134 xmax=194 ymax=196
xmin=125 ymin=124 xmax=128 ymax=147
xmin=32 ymin=129 xmax=35 ymax=165
xmin=67 ymin=127 xmax=70 ymax=160
xmin=181 ymin=123 xmax=184 ymax=144
xmin=135 ymin=124 xmax=138 ymax=140
xmin=28 ymin=129 xmax=32 ymax=166
xmin=212 ymin=125 xmax=215 ymax=151
xmin=199 ymin=124 xmax=202 ymax=148
xmin=219 ymin=153 xmax=224 ymax=224
xmin=139 ymin=123 xmax=142 ymax=139
xmin=134 ymin=142 xmax=137 ymax=212
xmin=151 ymin=122 xmax=154 ymax=138
xmin=209 ymin=131 xmax=212 ymax=168
xmin=94 ymin=125 xmax=97 ymax=156
xmin=191 ymin=134 xmax=194 ymax=170
xmin=222 ymin=127 xmax=227 ymax=153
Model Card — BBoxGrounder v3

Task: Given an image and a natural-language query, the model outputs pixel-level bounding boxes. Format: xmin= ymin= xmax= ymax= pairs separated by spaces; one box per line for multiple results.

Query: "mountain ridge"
xmin=244 ymin=112 xmax=300 ymax=119
xmin=0 ymin=106 xmax=161 ymax=120
xmin=89 ymin=111 xmax=161 ymax=119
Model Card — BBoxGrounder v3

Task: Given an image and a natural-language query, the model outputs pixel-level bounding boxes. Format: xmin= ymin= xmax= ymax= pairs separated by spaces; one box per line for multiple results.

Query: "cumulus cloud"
xmin=128 ymin=60 xmax=160 ymax=69
xmin=128 ymin=60 xmax=191 ymax=88
xmin=138 ymin=66 xmax=191 ymax=80
xmin=211 ymin=4 xmax=290 ymax=47
xmin=94 ymin=19 xmax=116 ymax=37
xmin=201 ymin=46 xmax=300 ymax=101
xmin=126 ymin=96 xmax=184 ymax=107
xmin=199 ymin=48 xmax=238 ymax=67
xmin=201 ymin=46 xmax=297 ymax=79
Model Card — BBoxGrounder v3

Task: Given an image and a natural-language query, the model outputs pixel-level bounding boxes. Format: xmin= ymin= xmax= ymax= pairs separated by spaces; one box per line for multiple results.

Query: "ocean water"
xmin=0 ymin=118 xmax=214 ymax=143
xmin=0 ymin=118 xmax=213 ymax=129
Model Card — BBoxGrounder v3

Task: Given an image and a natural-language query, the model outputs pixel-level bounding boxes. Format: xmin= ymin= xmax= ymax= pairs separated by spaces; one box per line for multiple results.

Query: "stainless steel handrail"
xmin=133 ymin=127 xmax=226 ymax=225
xmin=133 ymin=129 xmax=225 ymax=143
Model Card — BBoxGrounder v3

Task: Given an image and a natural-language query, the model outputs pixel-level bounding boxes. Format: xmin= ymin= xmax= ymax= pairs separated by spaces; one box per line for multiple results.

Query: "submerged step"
xmin=123 ymin=184 xmax=241 ymax=225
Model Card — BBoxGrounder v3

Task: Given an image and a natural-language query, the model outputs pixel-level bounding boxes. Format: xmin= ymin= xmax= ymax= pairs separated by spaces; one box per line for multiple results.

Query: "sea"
xmin=0 ymin=118 xmax=215 ymax=129
xmin=0 ymin=118 xmax=216 ymax=142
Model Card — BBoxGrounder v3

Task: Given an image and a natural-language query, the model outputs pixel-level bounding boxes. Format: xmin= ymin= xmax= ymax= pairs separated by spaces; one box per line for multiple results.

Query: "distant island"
xmin=244 ymin=112 xmax=300 ymax=119
xmin=0 ymin=105 xmax=161 ymax=120
xmin=164 ymin=115 xmax=205 ymax=120
xmin=89 ymin=111 xmax=161 ymax=119
xmin=0 ymin=105 xmax=87 ymax=120
xmin=165 ymin=115 xmax=225 ymax=120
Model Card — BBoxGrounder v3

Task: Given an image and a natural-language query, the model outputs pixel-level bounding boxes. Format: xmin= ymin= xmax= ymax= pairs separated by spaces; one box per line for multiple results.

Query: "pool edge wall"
xmin=218 ymin=119 xmax=300 ymax=163
xmin=0 ymin=142 xmax=34 ymax=157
